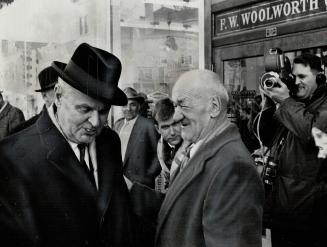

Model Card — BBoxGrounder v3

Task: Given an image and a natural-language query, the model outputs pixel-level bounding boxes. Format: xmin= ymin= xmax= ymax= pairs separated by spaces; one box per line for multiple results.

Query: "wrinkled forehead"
xmin=172 ymin=72 xmax=206 ymax=99
xmin=65 ymin=87 xmax=108 ymax=110
xmin=172 ymin=84 xmax=204 ymax=106
xmin=292 ymin=63 xmax=314 ymax=75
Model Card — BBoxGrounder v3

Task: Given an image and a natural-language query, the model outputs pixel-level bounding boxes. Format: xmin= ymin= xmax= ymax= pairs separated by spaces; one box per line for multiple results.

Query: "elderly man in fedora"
xmin=0 ymin=43 xmax=136 ymax=247
xmin=114 ymin=87 xmax=160 ymax=188
xmin=10 ymin=66 xmax=58 ymax=134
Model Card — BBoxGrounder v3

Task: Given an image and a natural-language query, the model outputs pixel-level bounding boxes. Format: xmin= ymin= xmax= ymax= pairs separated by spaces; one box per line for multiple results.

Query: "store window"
xmin=224 ymin=56 xmax=264 ymax=124
xmin=111 ymin=0 xmax=203 ymax=121
xmin=0 ymin=0 xmax=204 ymax=122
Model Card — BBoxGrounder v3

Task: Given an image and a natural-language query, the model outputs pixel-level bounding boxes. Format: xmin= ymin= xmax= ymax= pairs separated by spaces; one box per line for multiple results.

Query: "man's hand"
xmin=261 ymin=78 xmax=290 ymax=104
xmin=312 ymin=127 xmax=327 ymax=159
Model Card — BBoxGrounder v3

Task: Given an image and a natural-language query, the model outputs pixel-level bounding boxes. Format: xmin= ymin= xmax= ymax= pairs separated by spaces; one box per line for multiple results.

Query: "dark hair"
xmin=152 ymin=98 xmax=175 ymax=124
xmin=293 ymin=53 xmax=323 ymax=73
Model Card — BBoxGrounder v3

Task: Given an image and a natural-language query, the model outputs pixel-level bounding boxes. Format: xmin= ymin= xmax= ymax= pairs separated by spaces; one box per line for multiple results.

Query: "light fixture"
xmin=164 ymin=17 xmax=178 ymax=51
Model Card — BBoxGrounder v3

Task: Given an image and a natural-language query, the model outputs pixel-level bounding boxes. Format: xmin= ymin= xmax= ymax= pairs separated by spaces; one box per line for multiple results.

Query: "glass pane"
xmin=224 ymin=56 xmax=264 ymax=152
xmin=0 ymin=0 xmax=203 ymax=126
xmin=115 ymin=0 xmax=200 ymax=95
xmin=224 ymin=56 xmax=264 ymax=122
xmin=111 ymin=0 xmax=201 ymax=121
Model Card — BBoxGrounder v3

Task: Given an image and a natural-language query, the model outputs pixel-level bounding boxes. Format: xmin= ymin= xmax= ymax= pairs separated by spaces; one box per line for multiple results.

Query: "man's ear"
xmin=155 ymin=124 xmax=161 ymax=135
xmin=209 ymin=96 xmax=221 ymax=118
xmin=54 ymin=86 xmax=62 ymax=107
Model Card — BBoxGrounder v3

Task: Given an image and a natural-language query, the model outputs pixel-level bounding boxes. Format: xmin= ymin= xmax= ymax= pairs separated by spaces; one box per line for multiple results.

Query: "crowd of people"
xmin=0 ymin=42 xmax=326 ymax=247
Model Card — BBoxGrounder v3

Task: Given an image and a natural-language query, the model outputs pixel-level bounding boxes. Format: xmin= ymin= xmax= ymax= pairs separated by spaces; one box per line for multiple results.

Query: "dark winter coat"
xmin=157 ymin=124 xmax=263 ymax=247
xmin=114 ymin=116 xmax=160 ymax=188
xmin=0 ymin=102 xmax=25 ymax=139
xmin=0 ymin=110 xmax=136 ymax=247
xmin=258 ymin=85 xmax=327 ymax=236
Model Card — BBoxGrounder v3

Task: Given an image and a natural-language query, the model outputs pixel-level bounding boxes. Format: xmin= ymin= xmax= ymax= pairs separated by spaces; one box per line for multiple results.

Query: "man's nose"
xmin=295 ymin=77 xmax=301 ymax=85
xmin=127 ymin=104 xmax=133 ymax=111
xmin=88 ymin=111 xmax=100 ymax=127
xmin=173 ymin=107 xmax=183 ymax=123
xmin=169 ymin=125 xmax=175 ymax=135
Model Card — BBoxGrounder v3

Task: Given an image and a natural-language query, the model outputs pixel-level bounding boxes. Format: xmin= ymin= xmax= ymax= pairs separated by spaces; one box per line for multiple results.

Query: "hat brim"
xmin=35 ymin=82 xmax=57 ymax=92
xmin=127 ymin=96 xmax=145 ymax=102
xmin=52 ymin=61 xmax=127 ymax=106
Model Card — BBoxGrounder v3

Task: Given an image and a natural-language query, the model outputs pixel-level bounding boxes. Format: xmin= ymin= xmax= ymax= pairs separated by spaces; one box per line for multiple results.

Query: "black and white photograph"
xmin=0 ymin=0 xmax=326 ymax=246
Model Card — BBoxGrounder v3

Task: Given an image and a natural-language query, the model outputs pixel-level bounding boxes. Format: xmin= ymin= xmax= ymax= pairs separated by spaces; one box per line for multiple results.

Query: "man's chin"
xmin=295 ymin=93 xmax=306 ymax=100
xmin=168 ymin=140 xmax=181 ymax=146
xmin=181 ymin=132 xmax=195 ymax=144
xmin=79 ymin=134 xmax=97 ymax=143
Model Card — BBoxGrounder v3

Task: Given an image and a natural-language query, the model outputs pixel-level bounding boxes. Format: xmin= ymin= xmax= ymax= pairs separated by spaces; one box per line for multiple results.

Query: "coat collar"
xmin=0 ymin=102 xmax=11 ymax=120
xmin=36 ymin=110 xmax=115 ymax=223
xmin=155 ymin=124 xmax=241 ymax=239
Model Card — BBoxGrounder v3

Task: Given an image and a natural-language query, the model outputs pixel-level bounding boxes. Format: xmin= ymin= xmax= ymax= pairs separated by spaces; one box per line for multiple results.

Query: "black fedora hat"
xmin=123 ymin=87 xmax=144 ymax=103
xmin=35 ymin=66 xmax=58 ymax=92
xmin=51 ymin=43 xmax=127 ymax=106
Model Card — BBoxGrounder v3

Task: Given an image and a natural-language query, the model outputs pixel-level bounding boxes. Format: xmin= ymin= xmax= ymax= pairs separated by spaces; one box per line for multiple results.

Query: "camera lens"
xmin=260 ymin=72 xmax=279 ymax=89
xmin=264 ymin=79 xmax=276 ymax=88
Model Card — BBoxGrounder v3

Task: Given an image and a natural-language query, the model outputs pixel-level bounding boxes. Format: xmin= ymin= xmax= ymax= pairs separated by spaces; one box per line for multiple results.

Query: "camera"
xmin=262 ymin=157 xmax=278 ymax=186
xmin=260 ymin=48 xmax=296 ymax=94
xmin=260 ymin=71 xmax=281 ymax=89
xmin=253 ymin=153 xmax=278 ymax=186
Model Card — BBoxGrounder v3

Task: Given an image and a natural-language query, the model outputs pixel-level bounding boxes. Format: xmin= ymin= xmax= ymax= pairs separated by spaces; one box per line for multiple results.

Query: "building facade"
xmin=211 ymin=0 xmax=327 ymax=122
xmin=0 ymin=0 xmax=209 ymax=123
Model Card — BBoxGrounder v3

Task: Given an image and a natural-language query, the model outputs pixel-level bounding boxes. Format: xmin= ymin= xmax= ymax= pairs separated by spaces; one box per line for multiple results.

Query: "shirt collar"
xmin=124 ymin=115 xmax=138 ymax=125
xmin=0 ymin=101 xmax=8 ymax=114
xmin=189 ymin=140 xmax=204 ymax=159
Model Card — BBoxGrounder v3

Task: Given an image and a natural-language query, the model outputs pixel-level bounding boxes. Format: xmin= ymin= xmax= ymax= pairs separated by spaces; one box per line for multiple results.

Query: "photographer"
xmin=257 ymin=53 xmax=327 ymax=247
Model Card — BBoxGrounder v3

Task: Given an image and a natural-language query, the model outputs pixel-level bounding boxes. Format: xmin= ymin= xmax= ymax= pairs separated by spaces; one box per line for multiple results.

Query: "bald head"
xmin=173 ymin=69 xmax=229 ymax=114
xmin=172 ymin=69 xmax=230 ymax=143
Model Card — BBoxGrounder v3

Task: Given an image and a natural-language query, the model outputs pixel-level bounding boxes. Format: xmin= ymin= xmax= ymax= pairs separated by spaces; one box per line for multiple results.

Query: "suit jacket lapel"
xmin=37 ymin=110 xmax=98 ymax=200
xmin=156 ymin=125 xmax=240 ymax=237
xmin=0 ymin=103 xmax=10 ymax=121
xmin=123 ymin=116 xmax=142 ymax=165
xmin=156 ymin=149 xmax=206 ymax=236
xmin=96 ymin=132 xmax=116 ymax=222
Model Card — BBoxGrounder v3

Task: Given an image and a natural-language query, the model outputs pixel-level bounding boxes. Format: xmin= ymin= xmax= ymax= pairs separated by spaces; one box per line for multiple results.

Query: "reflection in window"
xmin=116 ymin=0 xmax=200 ymax=95
xmin=0 ymin=0 xmax=203 ymax=122
xmin=111 ymin=0 xmax=202 ymax=122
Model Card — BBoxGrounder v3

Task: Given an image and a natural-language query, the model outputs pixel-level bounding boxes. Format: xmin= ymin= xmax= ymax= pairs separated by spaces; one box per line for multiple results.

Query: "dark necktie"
xmin=77 ymin=144 xmax=96 ymax=188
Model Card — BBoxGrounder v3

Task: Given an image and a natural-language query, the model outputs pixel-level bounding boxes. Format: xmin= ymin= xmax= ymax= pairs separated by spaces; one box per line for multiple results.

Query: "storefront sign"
xmin=214 ymin=0 xmax=327 ymax=37
xmin=231 ymin=90 xmax=257 ymax=98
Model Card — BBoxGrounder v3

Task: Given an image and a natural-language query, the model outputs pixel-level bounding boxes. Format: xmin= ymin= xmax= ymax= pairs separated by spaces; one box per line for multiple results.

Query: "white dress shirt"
xmin=119 ymin=116 xmax=138 ymax=162
xmin=0 ymin=102 xmax=8 ymax=114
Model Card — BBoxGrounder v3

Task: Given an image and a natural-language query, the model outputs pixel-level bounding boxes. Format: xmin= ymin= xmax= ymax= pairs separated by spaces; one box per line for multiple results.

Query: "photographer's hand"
xmin=263 ymin=79 xmax=290 ymax=104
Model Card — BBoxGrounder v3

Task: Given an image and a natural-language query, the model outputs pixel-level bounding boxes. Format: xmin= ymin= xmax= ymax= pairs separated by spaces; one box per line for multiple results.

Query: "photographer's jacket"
xmin=258 ymin=84 xmax=327 ymax=233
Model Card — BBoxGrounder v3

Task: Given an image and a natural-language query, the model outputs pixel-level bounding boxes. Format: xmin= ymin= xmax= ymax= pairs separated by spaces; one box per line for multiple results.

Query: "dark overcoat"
xmin=115 ymin=116 xmax=160 ymax=188
xmin=155 ymin=125 xmax=264 ymax=247
xmin=0 ymin=102 xmax=25 ymax=139
xmin=0 ymin=110 xmax=135 ymax=247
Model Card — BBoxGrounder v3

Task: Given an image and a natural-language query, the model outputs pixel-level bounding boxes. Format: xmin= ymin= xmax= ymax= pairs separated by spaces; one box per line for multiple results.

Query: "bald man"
xmin=154 ymin=69 xmax=264 ymax=247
